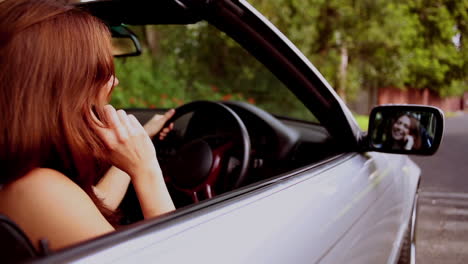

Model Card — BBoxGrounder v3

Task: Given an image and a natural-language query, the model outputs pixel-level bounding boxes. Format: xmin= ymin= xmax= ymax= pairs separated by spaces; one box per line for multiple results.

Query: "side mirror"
xmin=366 ymin=105 xmax=444 ymax=155
xmin=110 ymin=25 xmax=142 ymax=57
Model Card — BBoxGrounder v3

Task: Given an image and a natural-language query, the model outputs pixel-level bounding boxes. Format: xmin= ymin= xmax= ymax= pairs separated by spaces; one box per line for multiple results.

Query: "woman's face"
xmin=392 ymin=115 xmax=411 ymax=141
xmin=98 ymin=75 xmax=119 ymax=104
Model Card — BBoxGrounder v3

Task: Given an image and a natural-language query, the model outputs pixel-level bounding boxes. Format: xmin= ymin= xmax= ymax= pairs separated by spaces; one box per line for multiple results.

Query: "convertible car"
xmin=1 ymin=0 xmax=444 ymax=263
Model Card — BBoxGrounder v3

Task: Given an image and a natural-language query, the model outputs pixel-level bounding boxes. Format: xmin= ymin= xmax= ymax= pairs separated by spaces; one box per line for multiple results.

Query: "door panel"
xmin=320 ymin=152 xmax=419 ymax=264
xmin=74 ymin=153 xmax=415 ymax=264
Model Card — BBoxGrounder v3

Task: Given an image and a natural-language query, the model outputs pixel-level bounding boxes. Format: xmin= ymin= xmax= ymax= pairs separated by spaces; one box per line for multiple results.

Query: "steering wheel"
xmin=155 ymin=101 xmax=251 ymax=203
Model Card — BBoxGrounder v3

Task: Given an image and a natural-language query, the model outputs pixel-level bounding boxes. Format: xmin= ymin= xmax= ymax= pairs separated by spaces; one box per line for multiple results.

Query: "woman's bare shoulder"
xmin=0 ymin=168 xmax=114 ymax=250
xmin=3 ymin=168 xmax=74 ymax=191
xmin=1 ymin=168 xmax=77 ymax=205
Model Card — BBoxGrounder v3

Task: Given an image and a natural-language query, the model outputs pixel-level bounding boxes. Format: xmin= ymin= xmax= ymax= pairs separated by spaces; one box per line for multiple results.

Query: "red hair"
xmin=0 ymin=0 xmax=116 ymax=218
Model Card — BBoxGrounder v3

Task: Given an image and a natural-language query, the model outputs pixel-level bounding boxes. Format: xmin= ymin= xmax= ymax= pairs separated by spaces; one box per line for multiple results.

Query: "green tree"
xmin=112 ymin=0 xmax=468 ymax=113
xmin=251 ymin=0 xmax=468 ymax=100
xmin=403 ymin=0 xmax=468 ymax=96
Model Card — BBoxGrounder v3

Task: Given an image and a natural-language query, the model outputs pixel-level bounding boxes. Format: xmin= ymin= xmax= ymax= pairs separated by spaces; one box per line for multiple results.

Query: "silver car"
xmin=8 ymin=0 xmax=443 ymax=263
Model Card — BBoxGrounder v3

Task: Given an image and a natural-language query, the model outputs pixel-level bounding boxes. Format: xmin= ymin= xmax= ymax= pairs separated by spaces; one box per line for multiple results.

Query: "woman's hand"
xmin=91 ymin=105 xmax=175 ymax=217
xmin=404 ymin=135 xmax=414 ymax=150
xmin=143 ymin=109 xmax=175 ymax=140
xmin=91 ymin=108 xmax=175 ymax=212
xmin=91 ymin=105 xmax=158 ymax=178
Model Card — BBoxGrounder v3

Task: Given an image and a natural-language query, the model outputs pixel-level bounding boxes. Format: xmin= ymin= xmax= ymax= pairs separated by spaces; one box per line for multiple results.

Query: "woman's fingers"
xmin=128 ymin=114 xmax=145 ymax=133
xmin=143 ymin=109 xmax=175 ymax=138
xmin=116 ymin=110 xmax=130 ymax=140
xmin=158 ymin=124 xmax=173 ymax=140
xmin=164 ymin=108 xmax=175 ymax=119
xmin=92 ymin=105 xmax=156 ymax=146
xmin=92 ymin=105 xmax=136 ymax=148
xmin=90 ymin=106 xmax=116 ymax=148
xmin=103 ymin=105 xmax=121 ymax=128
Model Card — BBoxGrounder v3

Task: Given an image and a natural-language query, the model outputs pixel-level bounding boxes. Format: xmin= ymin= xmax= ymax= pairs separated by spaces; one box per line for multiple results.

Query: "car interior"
xmin=118 ymin=100 xmax=340 ymax=223
xmin=106 ymin=22 xmax=343 ymax=223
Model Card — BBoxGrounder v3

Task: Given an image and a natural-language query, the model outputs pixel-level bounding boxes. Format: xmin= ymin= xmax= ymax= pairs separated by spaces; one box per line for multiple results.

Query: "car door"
xmin=319 ymin=152 xmax=420 ymax=264
xmin=63 ymin=152 xmax=411 ymax=264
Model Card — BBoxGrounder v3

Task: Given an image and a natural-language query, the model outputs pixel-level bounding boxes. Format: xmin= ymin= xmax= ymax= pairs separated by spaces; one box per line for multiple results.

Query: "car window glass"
xmin=111 ymin=23 xmax=318 ymax=123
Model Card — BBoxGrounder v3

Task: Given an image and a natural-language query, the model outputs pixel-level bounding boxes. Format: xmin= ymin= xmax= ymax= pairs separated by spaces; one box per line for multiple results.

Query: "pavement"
xmin=411 ymin=113 xmax=468 ymax=263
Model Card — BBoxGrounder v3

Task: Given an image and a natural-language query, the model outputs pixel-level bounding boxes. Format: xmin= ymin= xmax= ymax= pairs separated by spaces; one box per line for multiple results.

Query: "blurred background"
xmin=73 ymin=0 xmax=467 ymax=125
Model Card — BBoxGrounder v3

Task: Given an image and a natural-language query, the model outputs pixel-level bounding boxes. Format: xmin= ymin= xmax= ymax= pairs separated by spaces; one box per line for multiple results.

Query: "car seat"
xmin=0 ymin=214 xmax=50 ymax=263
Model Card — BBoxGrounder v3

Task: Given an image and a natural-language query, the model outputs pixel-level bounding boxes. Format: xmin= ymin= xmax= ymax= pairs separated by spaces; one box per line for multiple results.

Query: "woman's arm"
xmin=93 ymin=162 xmax=174 ymax=216
xmin=93 ymin=167 xmax=131 ymax=211
xmin=130 ymin=162 xmax=175 ymax=217
xmin=94 ymin=160 xmax=174 ymax=218
xmin=0 ymin=168 xmax=115 ymax=250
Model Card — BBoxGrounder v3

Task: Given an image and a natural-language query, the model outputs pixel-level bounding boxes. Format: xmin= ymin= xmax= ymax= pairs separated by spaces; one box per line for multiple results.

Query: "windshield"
xmin=111 ymin=22 xmax=318 ymax=123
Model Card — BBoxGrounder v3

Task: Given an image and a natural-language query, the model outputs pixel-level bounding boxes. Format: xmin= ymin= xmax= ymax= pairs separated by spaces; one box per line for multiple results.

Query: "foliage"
xmin=250 ymin=0 xmax=467 ymax=97
xmin=354 ymin=114 xmax=370 ymax=131
xmin=402 ymin=0 xmax=468 ymax=96
xmin=112 ymin=23 xmax=317 ymax=121
xmin=112 ymin=0 xmax=468 ymax=119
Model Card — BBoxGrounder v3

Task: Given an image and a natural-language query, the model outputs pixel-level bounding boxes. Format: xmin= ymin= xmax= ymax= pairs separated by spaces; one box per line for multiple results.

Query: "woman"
xmin=389 ymin=113 xmax=422 ymax=150
xmin=0 ymin=0 xmax=175 ymax=250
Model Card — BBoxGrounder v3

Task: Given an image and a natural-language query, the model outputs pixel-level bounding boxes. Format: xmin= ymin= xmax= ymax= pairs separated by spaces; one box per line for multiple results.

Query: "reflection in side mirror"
xmin=367 ymin=105 xmax=444 ymax=155
xmin=110 ymin=25 xmax=142 ymax=57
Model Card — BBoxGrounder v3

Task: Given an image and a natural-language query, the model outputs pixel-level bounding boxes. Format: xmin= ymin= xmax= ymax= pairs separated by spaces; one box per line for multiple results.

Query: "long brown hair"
xmin=0 ymin=0 xmax=116 ymax=219
xmin=406 ymin=115 xmax=422 ymax=150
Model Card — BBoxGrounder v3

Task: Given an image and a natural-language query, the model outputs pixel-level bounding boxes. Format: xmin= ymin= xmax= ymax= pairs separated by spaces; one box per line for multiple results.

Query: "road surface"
xmin=411 ymin=113 xmax=468 ymax=263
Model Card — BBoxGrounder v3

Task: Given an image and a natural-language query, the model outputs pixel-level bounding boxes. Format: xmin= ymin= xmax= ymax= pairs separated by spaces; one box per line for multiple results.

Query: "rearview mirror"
xmin=110 ymin=25 xmax=142 ymax=57
xmin=367 ymin=105 xmax=444 ymax=155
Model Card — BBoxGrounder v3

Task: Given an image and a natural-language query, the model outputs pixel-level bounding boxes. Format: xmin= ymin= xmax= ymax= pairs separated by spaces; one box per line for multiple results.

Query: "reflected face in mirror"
xmin=390 ymin=114 xmax=421 ymax=150
xmin=368 ymin=105 xmax=444 ymax=155
xmin=370 ymin=111 xmax=438 ymax=152
xmin=392 ymin=115 xmax=411 ymax=141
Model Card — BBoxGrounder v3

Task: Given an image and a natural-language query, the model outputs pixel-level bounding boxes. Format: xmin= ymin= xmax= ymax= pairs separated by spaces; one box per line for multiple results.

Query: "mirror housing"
xmin=110 ymin=25 xmax=142 ymax=57
xmin=365 ymin=105 xmax=444 ymax=155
